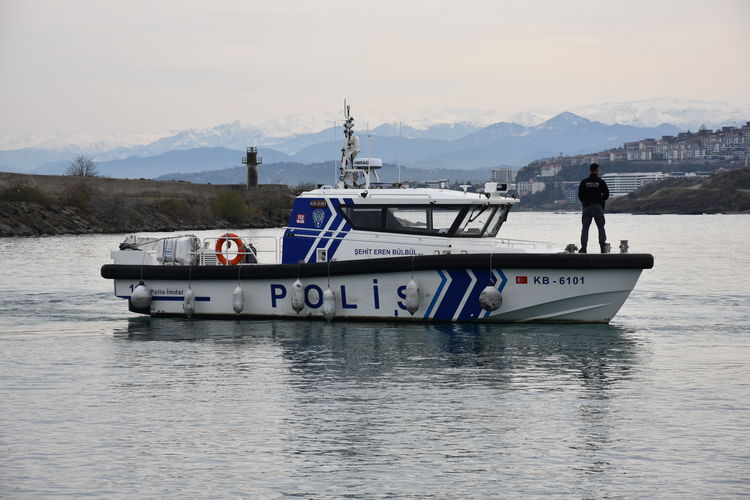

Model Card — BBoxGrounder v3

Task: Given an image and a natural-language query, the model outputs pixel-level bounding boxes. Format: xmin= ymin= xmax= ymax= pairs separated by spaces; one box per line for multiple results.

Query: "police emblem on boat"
xmin=312 ymin=209 xmax=326 ymax=228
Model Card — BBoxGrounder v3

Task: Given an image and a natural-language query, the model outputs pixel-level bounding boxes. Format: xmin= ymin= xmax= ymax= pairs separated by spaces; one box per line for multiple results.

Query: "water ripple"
xmin=1 ymin=217 xmax=749 ymax=498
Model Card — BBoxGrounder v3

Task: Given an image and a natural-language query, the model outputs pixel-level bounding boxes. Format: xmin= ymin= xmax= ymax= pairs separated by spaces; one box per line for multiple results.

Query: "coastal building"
xmin=514 ymin=121 xmax=749 ymax=204
xmin=602 ymin=172 xmax=668 ymax=197
xmin=491 ymin=168 xmax=516 ymax=183
xmin=516 ymin=180 xmax=547 ymax=196
xmin=539 ymin=165 xmax=562 ymax=177
xmin=531 ymin=181 xmax=546 ymax=194
xmin=609 ymin=150 xmax=628 ymax=161
xmin=424 ymin=179 xmax=449 ymax=189
xmin=549 ymin=122 xmax=750 ymax=165
xmin=562 ymin=181 xmax=579 ymax=205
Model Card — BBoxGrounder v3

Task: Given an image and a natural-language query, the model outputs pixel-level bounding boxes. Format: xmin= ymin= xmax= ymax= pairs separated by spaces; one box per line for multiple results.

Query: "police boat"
xmin=101 ymin=105 xmax=653 ymax=323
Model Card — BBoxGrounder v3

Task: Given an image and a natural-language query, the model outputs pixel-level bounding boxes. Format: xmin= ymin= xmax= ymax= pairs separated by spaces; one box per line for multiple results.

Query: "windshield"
xmin=454 ymin=206 xmax=495 ymax=236
xmin=484 ymin=206 xmax=510 ymax=237
xmin=453 ymin=205 xmax=510 ymax=237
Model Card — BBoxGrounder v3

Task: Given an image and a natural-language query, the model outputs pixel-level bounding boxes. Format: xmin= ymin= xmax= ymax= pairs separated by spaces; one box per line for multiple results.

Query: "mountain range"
xmin=91 ymin=113 xmax=680 ymax=179
xmin=155 ymin=163 xmax=495 ymax=187
xmin=0 ymin=112 xmax=682 ymax=178
xmin=0 ymin=98 xmax=747 ymax=180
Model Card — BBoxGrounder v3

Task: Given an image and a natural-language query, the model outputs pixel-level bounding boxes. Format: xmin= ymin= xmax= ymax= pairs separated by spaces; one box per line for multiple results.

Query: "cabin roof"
xmin=299 ymin=188 xmax=519 ymax=205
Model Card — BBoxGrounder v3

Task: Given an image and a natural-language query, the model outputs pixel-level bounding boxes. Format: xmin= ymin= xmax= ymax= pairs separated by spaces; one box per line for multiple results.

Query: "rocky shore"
xmin=0 ymin=173 xmax=293 ymax=237
xmin=0 ymin=200 xmax=286 ymax=237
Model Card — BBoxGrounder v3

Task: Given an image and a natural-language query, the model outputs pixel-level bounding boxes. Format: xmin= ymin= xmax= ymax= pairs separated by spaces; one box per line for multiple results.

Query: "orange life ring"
xmin=215 ymin=233 xmax=247 ymax=265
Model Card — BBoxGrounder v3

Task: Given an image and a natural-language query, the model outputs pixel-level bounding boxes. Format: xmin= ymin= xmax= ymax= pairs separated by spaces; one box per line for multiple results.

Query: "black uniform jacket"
xmin=578 ymin=174 xmax=610 ymax=208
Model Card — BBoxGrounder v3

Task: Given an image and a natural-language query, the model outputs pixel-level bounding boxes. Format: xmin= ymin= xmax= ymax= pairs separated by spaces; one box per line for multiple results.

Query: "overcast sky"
xmin=1 ymin=0 xmax=748 ymax=136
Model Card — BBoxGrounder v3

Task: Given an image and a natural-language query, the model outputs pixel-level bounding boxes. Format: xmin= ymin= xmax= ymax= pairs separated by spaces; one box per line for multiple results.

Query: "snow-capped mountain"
xmin=120 ymin=121 xmax=264 ymax=158
xmin=504 ymin=111 xmax=550 ymax=127
xmin=0 ymin=98 xmax=746 ymax=175
xmin=568 ymin=98 xmax=750 ymax=130
xmin=3 ymin=98 xmax=746 ymax=155
xmin=257 ymin=113 xmax=346 ymax=138
xmin=7 ymin=112 xmax=683 ymax=177
xmin=474 ymin=98 xmax=750 ymax=130
xmin=451 ymin=122 xmax=527 ymax=148
xmin=403 ymin=108 xmax=507 ymax=129
xmin=285 ymin=112 xmax=681 ymax=168
xmin=371 ymin=122 xmax=484 ymax=141
xmin=0 ymin=131 xmax=169 ymax=153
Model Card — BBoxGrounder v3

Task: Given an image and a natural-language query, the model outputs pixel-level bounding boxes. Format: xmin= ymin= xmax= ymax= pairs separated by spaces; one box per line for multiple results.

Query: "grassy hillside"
xmin=607 ymin=168 xmax=750 ymax=214
xmin=0 ymin=176 xmax=293 ymax=236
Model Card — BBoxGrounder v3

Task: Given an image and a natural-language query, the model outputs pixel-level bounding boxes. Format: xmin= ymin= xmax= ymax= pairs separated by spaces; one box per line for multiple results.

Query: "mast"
xmin=338 ymin=101 xmax=362 ymax=188
xmin=336 ymin=101 xmax=383 ymax=189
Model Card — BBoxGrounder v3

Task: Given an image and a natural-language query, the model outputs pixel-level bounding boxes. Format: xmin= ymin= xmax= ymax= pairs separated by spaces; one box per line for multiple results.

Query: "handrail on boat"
xmin=494 ymin=238 xmax=555 ymax=249
xmin=122 ymin=232 xmax=554 ymax=267
xmin=285 ymin=230 xmax=554 ymax=250
xmin=200 ymin=235 xmax=280 ymax=265
xmin=364 ymin=192 xmax=434 ymax=199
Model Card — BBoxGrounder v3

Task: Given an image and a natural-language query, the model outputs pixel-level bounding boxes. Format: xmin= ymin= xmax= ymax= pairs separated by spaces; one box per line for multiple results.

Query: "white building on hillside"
xmin=540 ymin=165 xmax=561 ymax=177
xmin=602 ymin=172 xmax=668 ymax=197
xmin=492 ymin=168 xmax=516 ymax=183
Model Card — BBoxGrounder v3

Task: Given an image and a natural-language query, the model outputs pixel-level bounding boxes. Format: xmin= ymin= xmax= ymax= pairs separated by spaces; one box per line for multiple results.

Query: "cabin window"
xmin=431 ymin=208 xmax=463 ymax=234
xmin=339 ymin=204 xmax=506 ymax=237
xmin=342 ymin=206 xmax=382 ymax=230
xmin=386 ymin=208 xmax=429 ymax=232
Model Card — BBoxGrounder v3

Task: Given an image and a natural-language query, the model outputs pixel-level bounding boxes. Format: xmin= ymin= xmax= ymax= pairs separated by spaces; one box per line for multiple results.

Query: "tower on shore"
xmin=242 ymin=147 xmax=263 ymax=189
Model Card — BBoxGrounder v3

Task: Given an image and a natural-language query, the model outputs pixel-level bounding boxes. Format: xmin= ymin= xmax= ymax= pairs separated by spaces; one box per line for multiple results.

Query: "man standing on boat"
xmin=578 ymin=163 xmax=609 ymax=253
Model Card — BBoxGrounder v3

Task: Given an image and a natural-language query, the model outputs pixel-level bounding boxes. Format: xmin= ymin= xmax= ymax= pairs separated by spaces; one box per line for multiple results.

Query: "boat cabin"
xmin=281 ymin=182 xmax=519 ymax=264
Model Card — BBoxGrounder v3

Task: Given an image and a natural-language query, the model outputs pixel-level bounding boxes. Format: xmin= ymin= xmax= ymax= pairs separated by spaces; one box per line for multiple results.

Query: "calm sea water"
xmin=1 ymin=213 xmax=748 ymax=499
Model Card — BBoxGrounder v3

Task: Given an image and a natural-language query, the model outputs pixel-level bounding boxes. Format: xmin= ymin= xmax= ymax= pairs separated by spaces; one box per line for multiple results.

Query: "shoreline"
xmin=2 ymin=169 xmax=748 ymax=237
xmin=4 ymin=203 xmax=748 ymax=239
xmin=0 ymin=172 xmax=294 ymax=238
xmin=0 ymin=200 xmax=286 ymax=237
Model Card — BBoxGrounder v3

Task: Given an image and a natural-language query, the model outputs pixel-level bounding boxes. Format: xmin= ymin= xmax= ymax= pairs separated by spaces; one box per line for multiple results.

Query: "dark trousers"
xmin=581 ymin=204 xmax=606 ymax=251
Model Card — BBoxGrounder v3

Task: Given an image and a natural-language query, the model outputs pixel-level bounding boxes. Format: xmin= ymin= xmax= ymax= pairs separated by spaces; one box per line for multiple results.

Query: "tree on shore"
xmin=67 ymin=155 xmax=99 ymax=176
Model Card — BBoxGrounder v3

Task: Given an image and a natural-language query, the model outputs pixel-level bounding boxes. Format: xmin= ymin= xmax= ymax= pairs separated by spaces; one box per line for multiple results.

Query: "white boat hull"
xmin=104 ymin=254 xmax=649 ymax=323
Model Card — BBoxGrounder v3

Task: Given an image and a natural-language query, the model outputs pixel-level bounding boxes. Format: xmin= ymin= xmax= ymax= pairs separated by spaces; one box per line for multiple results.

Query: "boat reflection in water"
xmin=115 ymin=317 xmax=641 ymax=386
xmin=112 ymin=317 xmax=644 ymax=487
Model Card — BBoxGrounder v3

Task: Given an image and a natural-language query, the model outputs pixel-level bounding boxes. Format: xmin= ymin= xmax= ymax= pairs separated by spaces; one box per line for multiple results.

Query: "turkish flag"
xmin=516 ymin=276 xmax=528 ymax=284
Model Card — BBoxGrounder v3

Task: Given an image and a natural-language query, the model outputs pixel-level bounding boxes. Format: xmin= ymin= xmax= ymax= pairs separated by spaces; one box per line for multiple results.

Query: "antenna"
xmin=332 ymin=120 xmax=336 ymax=185
xmin=367 ymin=122 xmax=372 ymax=160
xmin=367 ymin=123 xmax=372 ymax=185
xmin=398 ymin=121 xmax=402 ymax=185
